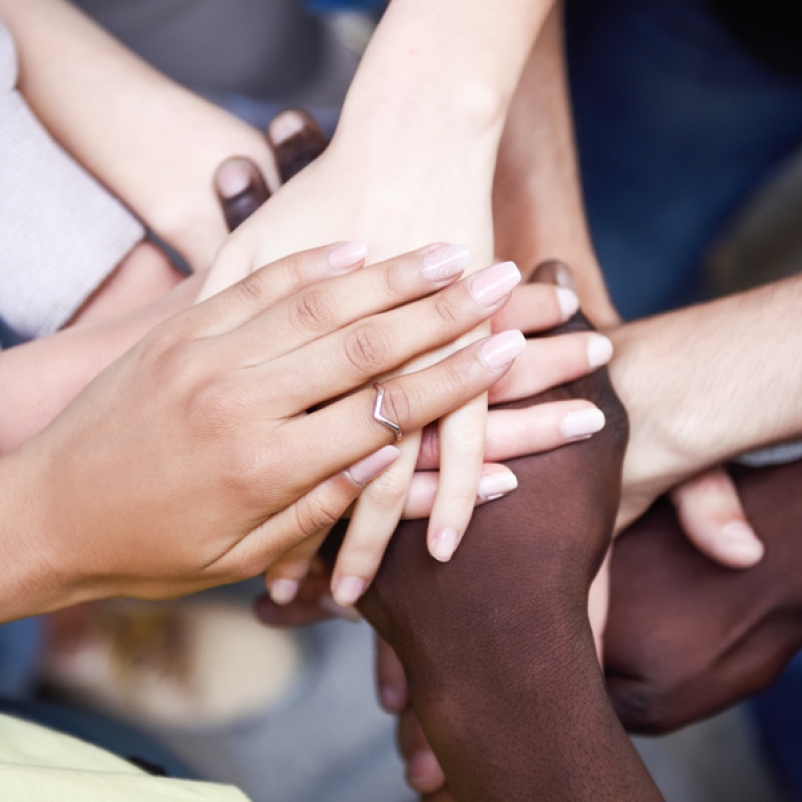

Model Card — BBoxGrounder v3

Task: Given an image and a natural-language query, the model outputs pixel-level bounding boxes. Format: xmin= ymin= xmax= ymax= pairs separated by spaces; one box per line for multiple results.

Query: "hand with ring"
xmin=0 ymin=242 xmax=531 ymax=621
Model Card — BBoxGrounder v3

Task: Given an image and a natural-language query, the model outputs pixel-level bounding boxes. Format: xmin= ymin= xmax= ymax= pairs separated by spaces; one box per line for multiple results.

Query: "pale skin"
xmin=0 ymin=243 xmax=534 ymax=623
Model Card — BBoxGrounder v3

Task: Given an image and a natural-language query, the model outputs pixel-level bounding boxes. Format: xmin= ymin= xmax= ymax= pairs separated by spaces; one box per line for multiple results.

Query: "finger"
xmin=264 ymin=527 xmax=331 ymax=605
xmin=376 ymin=635 xmax=409 ymax=712
xmin=188 ymin=241 xmax=368 ymax=337
xmin=491 ymin=281 xmax=579 ymax=334
xmin=488 ymin=332 xmax=613 ymax=404
xmin=221 ymin=446 xmax=401 ymax=579
xmin=425 ymin=396 xmax=487 ymax=561
xmin=398 ymin=708 xmax=447 ymax=794
xmin=403 ymin=463 xmax=518 ymax=519
xmin=330 ymin=434 xmax=421 ymax=606
xmin=227 ymin=243 xmax=472 ymax=365
xmin=670 ymin=468 xmax=764 ymax=568
xmin=262 ymin=331 xmax=524 ymax=523
xmin=214 ymin=157 xmax=270 ymax=231
xmin=268 ymin=262 xmax=523 ymax=413
xmin=416 ymin=400 xmax=606 ymax=469
xmin=268 ymin=108 xmax=329 ymax=182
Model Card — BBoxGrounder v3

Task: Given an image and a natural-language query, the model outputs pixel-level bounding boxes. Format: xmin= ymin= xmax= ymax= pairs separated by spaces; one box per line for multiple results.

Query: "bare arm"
xmin=0 ymin=0 xmax=274 ymax=269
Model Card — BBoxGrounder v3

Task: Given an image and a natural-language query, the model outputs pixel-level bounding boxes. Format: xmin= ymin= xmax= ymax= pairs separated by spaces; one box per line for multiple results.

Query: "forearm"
xmin=612 ymin=275 xmax=802 ymax=505
xmin=0 ymin=0 xmax=272 ymax=268
xmin=328 ymin=0 xmax=555 ymax=240
xmin=493 ymin=6 xmax=617 ymax=325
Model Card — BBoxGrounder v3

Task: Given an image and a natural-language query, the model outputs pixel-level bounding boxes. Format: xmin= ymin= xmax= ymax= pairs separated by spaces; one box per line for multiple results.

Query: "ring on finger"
xmin=373 ymin=382 xmax=403 ymax=441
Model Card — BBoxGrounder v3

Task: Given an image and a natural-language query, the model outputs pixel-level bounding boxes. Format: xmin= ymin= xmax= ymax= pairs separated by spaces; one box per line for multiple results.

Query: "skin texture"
xmin=605 ymin=458 xmax=802 ymax=735
xmin=314 ymin=266 xmax=663 ymax=801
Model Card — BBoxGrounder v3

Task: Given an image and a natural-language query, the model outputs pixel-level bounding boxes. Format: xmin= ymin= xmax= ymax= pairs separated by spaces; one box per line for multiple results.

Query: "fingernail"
xmin=588 ymin=334 xmax=614 ymax=368
xmin=269 ymin=578 xmax=299 ymax=606
xmin=557 ymin=288 xmax=580 ymax=320
xmin=215 ymin=159 xmax=252 ymax=198
xmin=333 ymin=576 xmax=366 ymax=607
xmin=554 ymin=262 xmax=576 ymax=291
xmin=327 ymin=241 xmax=368 ymax=272
xmin=420 ymin=244 xmax=471 ymax=283
xmin=480 ymin=330 xmax=526 ymax=369
xmin=477 ymin=471 xmax=518 ymax=501
xmin=345 ymin=445 xmax=401 ymax=487
xmin=320 ymin=595 xmax=362 ymax=623
xmin=269 ymin=110 xmax=306 ymax=144
xmin=722 ymin=521 xmax=765 ymax=560
xmin=560 ymin=407 xmax=606 ymax=439
xmin=380 ymin=685 xmax=404 ymax=712
xmin=408 ymin=751 xmax=443 ymax=788
xmin=470 ymin=261 xmax=521 ymax=307
xmin=432 ymin=528 xmax=460 ymax=562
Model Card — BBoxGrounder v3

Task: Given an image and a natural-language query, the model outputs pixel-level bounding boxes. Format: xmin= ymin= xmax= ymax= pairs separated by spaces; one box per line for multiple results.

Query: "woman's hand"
xmin=0 ymin=244 xmax=525 ymax=621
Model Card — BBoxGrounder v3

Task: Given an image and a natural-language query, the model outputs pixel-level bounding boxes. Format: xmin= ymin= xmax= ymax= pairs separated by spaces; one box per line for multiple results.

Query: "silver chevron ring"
xmin=372 ymin=382 xmax=403 ymax=441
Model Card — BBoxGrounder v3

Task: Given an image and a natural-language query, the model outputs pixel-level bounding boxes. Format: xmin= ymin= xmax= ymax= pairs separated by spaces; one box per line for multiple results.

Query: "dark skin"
xmin=605 ymin=458 xmax=802 ymax=735
xmin=304 ymin=264 xmax=660 ymax=801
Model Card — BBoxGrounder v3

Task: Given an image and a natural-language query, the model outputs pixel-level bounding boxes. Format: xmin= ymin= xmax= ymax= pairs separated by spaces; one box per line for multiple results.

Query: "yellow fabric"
xmin=0 ymin=714 xmax=251 ymax=801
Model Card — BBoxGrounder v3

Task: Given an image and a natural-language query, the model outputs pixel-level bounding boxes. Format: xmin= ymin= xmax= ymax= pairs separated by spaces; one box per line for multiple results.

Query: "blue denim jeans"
xmin=567 ymin=0 xmax=802 ymax=320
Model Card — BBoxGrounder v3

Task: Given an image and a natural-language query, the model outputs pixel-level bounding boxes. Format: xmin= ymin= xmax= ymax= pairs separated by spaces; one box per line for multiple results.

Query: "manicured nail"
xmin=345 ymin=445 xmax=401 ymax=487
xmin=477 ymin=471 xmax=518 ymax=501
xmin=432 ymin=528 xmax=460 ymax=562
xmin=588 ymin=334 xmax=614 ymax=368
xmin=553 ymin=262 xmax=576 ymax=291
xmin=560 ymin=407 xmax=606 ymax=440
xmin=421 ymin=244 xmax=471 ymax=283
xmin=557 ymin=288 xmax=580 ymax=320
xmin=215 ymin=159 xmax=252 ymax=198
xmin=722 ymin=521 xmax=765 ymax=561
xmin=268 ymin=110 xmax=306 ymax=144
xmin=333 ymin=576 xmax=366 ymax=607
xmin=380 ymin=685 xmax=404 ymax=712
xmin=480 ymin=330 xmax=526 ymax=369
xmin=328 ymin=241 xmax=368 ymax=272
xmin=269 ymin=578 xmax=299 ymax=606
xmin=408 ymin=751 xmax=443 ymax=788
xmin=470 ymin=261 xmax=521 ymax=307
xmin=320 ymin=595 xmax=362 ymax=623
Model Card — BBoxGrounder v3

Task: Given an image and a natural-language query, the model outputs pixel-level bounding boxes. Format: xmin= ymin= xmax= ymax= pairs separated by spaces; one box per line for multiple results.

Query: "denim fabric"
xmin=566 ymin=0 xmax=802 ymax=319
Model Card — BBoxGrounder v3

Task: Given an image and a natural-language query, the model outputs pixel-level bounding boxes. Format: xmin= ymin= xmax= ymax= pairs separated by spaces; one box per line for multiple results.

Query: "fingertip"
xmin=431 ymin=528 xmax=460 ymax=562
xmin=718 ymin=521 xmax=765 ymax=568
xmin=407 ymin=751 xmax=446 ymax=793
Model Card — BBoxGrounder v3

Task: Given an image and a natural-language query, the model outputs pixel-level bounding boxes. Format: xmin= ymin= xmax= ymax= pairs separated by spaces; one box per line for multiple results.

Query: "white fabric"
xmin=0 ymin=19 xmax=143 ymax=339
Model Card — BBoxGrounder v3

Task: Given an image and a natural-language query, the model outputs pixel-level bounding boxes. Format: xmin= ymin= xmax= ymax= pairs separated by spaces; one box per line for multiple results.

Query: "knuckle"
xmin=294 ymin=492 xmax=343 ymax=538
xmin=343 ymin=323 xmax=392 ymax=374
xmin=289 ymin=287 xmax=335 ymax=332
xmin=432 ymin=290 xmax=464 ymax=328
xmin=379 ymin=261 xmax=409 ymax=299
xmin=234 ymin=270 xmax=270 ymax=308
xmin=379 ymin=381 xmax=415 ymax=429
xmin=365 ymin=467 xmax=411 ymax=508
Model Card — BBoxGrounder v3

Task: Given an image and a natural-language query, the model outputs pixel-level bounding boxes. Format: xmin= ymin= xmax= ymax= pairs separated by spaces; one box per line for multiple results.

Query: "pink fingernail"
xmin=557 ymin=288 xmax=580 ymax=320
xmin=560 ymin=407 xmax=606 ymax=439
xmin=345 ymin=445 xmax=401 ymax=487
xmin=215 ymin=160 xmax=252 ymax=198
xmin=588 ymin=334 xmax=614 ymax=368
xmin=477 ymin=471 xmax=518 ymax=501
xmin=328 ymin=241 xmax=368 ymax=272
xmin=480 ymin=330 xmax=526 ymax=369
xmin=421 ymin=244 xmax=471 ymax=284
xmin=432 ymin=528 xmax=460 ymax=562
xmin=333 ymin=576 xmax=366 ymax=607
xmin=469 ymin=261 xmax=521 ymax=307
xmin=269 ymin=578 xmax=299 ymax=606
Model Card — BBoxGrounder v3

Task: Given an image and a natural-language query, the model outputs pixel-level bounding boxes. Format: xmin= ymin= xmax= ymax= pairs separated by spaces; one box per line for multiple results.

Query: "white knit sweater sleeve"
xmin=0 ymin=20 xmax=144 ymax=339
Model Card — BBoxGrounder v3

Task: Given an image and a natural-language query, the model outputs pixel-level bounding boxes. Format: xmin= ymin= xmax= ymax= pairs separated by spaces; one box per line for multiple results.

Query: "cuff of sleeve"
xmin=0 ymin=89 xmax=144 ymax=339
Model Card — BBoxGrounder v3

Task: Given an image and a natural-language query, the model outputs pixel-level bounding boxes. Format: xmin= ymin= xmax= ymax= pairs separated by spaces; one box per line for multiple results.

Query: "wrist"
xmin=0 ymin=446 xmax=78 ymax=621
